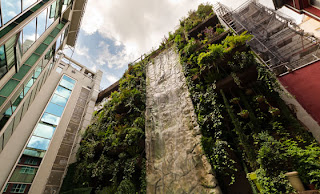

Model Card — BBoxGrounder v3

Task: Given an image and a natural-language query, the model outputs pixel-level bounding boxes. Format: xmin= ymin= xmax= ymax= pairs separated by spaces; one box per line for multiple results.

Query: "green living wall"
xmin=61 ymin=61 xmax=147 ymax=193
xmin=61 ymin=3 xmax=320 ymax=194
xmin=168 ymin=3 xmax=320 ymax=194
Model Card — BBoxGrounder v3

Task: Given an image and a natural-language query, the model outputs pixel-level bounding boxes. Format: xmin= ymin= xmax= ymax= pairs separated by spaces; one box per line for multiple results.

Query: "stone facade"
xmin=145 ymin=48 xmax=221 ymax=194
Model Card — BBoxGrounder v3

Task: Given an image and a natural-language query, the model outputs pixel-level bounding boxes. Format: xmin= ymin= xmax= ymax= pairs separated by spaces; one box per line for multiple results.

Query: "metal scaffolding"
xmin=214 ymin=0 xmax=320 ymax=75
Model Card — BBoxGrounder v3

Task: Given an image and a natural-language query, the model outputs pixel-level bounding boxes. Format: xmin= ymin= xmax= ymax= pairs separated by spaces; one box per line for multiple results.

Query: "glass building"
xmin=0 ymin=0 xmax=102 ymax=193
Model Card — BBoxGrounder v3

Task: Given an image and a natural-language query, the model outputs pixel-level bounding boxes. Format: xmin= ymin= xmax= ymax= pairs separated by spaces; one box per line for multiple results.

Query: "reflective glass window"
xmin=51 ymin=94 xmax=67 ymax=107
xmin=23 ymin=0 xmax=37 ymax=11
xmin=23 ymin=149 xmax=45 ymax=158
xmin=60 ymin=79 xmax=74 ymax=90
xmin=46 ymin=7 xmax=54 ymax=28
xmin=56 ymin=34 xmax=62 ymax=50
xmin=23 ymin=17 xmax=36 ymax=54
xmin=49 ymin=2 xmax=57 ymax=18
xmin=55 ymin=86 xmax=71 ymax=98
xmin=27 ymin=136 xmax=50 ymax=150
xmin=37 ymin=10 xmax=47 ymax=39
xmin=0 ymin=45 xmax=7 ymax=78
xmin=1 ymin=1 xmax=21 ymax=24
xmin=34 ymin=123 xmax=55 ymax=139
xmin=63 ymin=75 xmax=76 ymax=84
xmin=45 ymin=102 xmax=64 ymax=117
xmin=34 ymin=66 xmax=42 ymax=79
xmin=41 ymin=112 xmax=60 ymax=126
xmin=5 ymin=35 xmax=17 ymax=69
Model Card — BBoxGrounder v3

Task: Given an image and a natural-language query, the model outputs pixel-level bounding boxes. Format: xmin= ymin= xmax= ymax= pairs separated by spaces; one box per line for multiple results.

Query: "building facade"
xmin=0 ymin=0 xmax=101 ymax=193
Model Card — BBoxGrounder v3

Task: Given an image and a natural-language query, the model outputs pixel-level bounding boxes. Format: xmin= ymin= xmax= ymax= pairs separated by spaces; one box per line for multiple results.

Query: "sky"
xmin=62 ymin=0 xmax=303 ymax=89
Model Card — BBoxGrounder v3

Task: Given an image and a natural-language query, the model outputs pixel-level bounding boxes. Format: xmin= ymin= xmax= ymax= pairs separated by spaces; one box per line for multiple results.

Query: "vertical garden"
xmin=60 ymin=60 xmax=147 ymax=193
xmin=61 ymin=3 xmax=320 ymax=194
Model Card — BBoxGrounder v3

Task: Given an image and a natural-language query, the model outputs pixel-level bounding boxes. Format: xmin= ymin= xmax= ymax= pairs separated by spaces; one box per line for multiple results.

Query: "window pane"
xmin=9 ymin=166 xmax=38 ymax=183
xmin=5 ymin=35 xmax=17 ymax=69
xmin=60 ymin=79 xmax=74 ymax=90
xmin=1 ymin=1 xmax=21 ymax=24
xmin=0 ymin=45 xmax=7 ymax=78
xmin=45 ymin=102 xmax=64 ymax=117
xmin=33 ymin=123 xmax=55 ymax=139
xmin=27 ymin=136 xmax=50 ymax=150
xmin=23 ymin=0 xmax=37 ymax=11
xmin=23 ymin=149 xmax=45 ymax=158
xmin=10 ymin=184 xmax=27 ymax=193
xmin=55 ymin=86 xmax=71 ymax=98
xmin=41 ymin=112 xmax=60 ymax=126
xmin=51 ymin=94 xmax=67 ymax=107
xmin=37 ymin=10 xmax=47 ymax=39
xmin=49 ymin=1 xmax=57 ymax=18
xmin=46 ymin=7 xmax=54 ymax=28
xmin=62 ymin=75 xmax=76 ymax=84
xmin=23 ymin=17 xmax=36 ymax=54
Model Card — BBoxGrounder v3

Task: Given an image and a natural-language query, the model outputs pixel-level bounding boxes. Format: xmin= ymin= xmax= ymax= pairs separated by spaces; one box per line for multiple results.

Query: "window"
xmin=10 ymin=184 xmax=26 ymax=193
xmin=55 ymin=86 xmax=71 ymax=98
xmin=60 ymin=79 xmax=74 ymax=90
xmin=1 ymin=1 xmax=21 ymax=25
xmin=0 ymin=45 xmax=7 ymax=78
xmin=45 ymin=102 xmax=64 ymax=117
xmin=27 ymin=136 xmax=50 ymax=150
xmin=51 ymin=94 xmax=67 ymax=107
xmin=41 ymin=112 xmax=60 ymax=126
xmin=24 ymin=158 xmax=38 ymax=165
xmin=33 ymin=123 xmax=55 ymax=139
xmin=22 ymin=17 xmax=36 ymax=54
xmin=20 ymin=166 xmax=35 ymax=174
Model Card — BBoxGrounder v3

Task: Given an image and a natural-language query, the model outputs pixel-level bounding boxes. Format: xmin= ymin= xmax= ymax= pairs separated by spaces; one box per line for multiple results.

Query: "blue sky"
xmin=62 ymin=0 xmax=300 ymax=90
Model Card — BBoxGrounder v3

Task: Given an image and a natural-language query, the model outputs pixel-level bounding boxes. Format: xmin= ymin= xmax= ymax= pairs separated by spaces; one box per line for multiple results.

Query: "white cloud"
xmin=81 ymin=0 xmax=222 ymax=61
xmin=105 ymin=73 xmax=119 ymax=84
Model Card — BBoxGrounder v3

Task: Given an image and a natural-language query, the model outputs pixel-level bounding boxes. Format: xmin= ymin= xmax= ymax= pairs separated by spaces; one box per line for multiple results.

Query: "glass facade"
xmin=4 ymin=75 xmax=75 ymax=193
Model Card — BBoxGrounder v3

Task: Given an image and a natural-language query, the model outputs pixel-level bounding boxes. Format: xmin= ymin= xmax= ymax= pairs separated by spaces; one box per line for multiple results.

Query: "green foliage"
xmin=216 ymin=27 xmax=224 ymax=34
xmin=197 ymin=44 xmax=223 ymax=68
xmin=196 ymin=3 xmax=213 ymax=19
xmin=67 ymin=59 xmax=147 ymax=193
xmin=184 ymin=38 xmax=199 ymax=56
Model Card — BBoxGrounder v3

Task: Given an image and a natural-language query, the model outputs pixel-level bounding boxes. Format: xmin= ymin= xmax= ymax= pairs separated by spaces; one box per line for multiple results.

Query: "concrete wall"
xmin=145 ymin=48 xmax=221 ymax=194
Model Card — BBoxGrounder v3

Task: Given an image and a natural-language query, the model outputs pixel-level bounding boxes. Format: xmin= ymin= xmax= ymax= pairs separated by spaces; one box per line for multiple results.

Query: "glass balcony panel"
xmin=12 ymin=65 xmax=31 ymax=80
